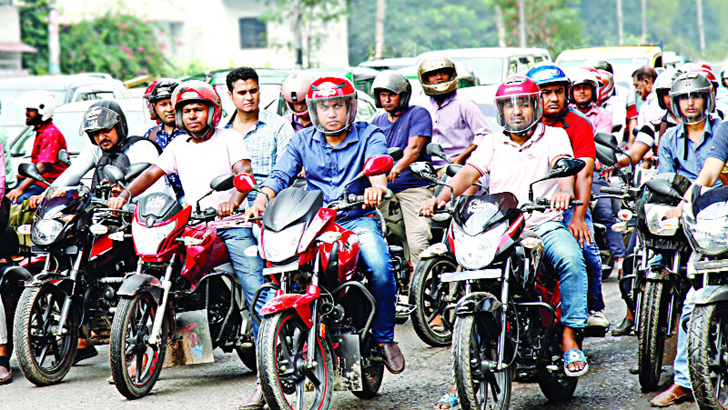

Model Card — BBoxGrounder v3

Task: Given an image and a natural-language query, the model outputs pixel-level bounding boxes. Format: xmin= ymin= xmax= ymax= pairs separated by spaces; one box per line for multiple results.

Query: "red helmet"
xmin=682 ymin=62 xmax=718 ymax=88
xmin=596 ymin=69 xmax=614 ymax=105
xmin=306 ymin=76 xmax=358 ymax=136
xmin=282 ymin=72 xmax=313 ymax=119
xmin=171 ymin=80 xmax=223 ymax=131
xmin=495 ymin=75 xmax=542 ymax=133
xmin=143 ymin=80 xmax=160 ymax=122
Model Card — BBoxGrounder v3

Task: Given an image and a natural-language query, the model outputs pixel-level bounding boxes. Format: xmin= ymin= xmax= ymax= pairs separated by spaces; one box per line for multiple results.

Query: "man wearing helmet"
xmin=281 ymin=72 xmax=314 ymax=132
xmin=422 ymin=76 xmax=588 ymax=408
xmin=371 ymin=70 xmax=433 ymax=268
xmin=570 ymin=67 xmax=614 ymax=134
xmin=7 ymin=91 xmax=69 ymax=204
xmin=585 ymin=59 xmax=638 ymax=145
xmin=418 ymin=57 xmax=491 ymax=167
xmin=142 ymin=78 xmax=185 ymax=201
xmin=246 ymin=76 xmax=405 ymax=382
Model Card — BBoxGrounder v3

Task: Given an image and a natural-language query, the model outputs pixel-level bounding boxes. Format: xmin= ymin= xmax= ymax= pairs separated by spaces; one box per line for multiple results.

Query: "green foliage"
xmin=19 ymin=0 xmax=50 ymax=75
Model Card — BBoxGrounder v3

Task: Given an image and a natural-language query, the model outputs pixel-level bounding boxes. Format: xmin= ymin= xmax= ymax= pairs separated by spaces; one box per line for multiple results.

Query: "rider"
xmin=7 ymin=91 xmax=68 ymax=204
xmin=281 ymin=72 xmax=314 ymax=132
xmin=526 ymin=63 xmax=607 ymax=329
xmin=0 ymin=141 xmax=9 ymax=385
xmin=417 ymin=57 xmax=491 ymax=167
xmin=585 ymin=59 xmax=638 ymax=144
xmin=245 ymin=76 xmax=405 ymax=376
xmin=570 ymin=67 xmax=614 ymax=134
xmin=371 ymin=70 xmax=433 ymax=269
xmin=142 ymin=78 xmax=185 ymax=201
xmin=634 ymin=66 xmax=661 ymax=129
xmin=424 ymin=75 xmax=589 ymax=410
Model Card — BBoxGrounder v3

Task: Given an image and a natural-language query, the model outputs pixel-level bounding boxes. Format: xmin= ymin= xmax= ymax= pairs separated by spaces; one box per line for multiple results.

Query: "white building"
xmin=0 ymin=0 xmax=37 ymax=76
xmin=56 ymin=0 xmax=349 ymax=70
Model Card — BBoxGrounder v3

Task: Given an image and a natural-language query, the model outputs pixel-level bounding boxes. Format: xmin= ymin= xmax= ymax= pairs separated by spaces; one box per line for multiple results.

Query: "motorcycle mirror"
xmin=612 ymin=124 xmax=622 ymax=133
xmin=425 ymin=143 xmax=448 ymax=162
xmin=410 ymin=161 xmax=439 ymax=183
xmin=103 ymin=165 xmax=125 ymax=184
xmin=445 ymin=164 xmax=463 ymax=178
xmin=528 ymin=157 xmax=585 ymax=202
xmin=362 ymin=154 xmax=394 ymax=177
xmin=233 ymin=173 xmax=258 ymax=193
xmin=645 ymin=179 xmax=686 ymax=201
xmin=18 ymin=163 xmax=48 ymax=185
xmin=596 ymin=144 xmax=617 ymax=166
xmin=125 ymin=163 xmax=151 ymax=181
xmin=210 ymin=174 xmax=235 ymax=192
xmin=595 ymin=132 xmax=620 ymax=153
xmin=387 ymin=147 xmax=404 ymax=162
xmin=57 ymin=149 xmax=71 ymax=166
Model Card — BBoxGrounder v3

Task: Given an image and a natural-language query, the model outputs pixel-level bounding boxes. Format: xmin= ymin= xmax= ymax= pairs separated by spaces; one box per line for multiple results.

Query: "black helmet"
xmin=149 ymin=78 xmax=179 ymax=103
xmin=584 ymin=59 xmax=614 ymax=75
xmin=81 ymin=100 xmax=128 ymax=145
xmin=372 ymin=70 xmax=412 ymax=112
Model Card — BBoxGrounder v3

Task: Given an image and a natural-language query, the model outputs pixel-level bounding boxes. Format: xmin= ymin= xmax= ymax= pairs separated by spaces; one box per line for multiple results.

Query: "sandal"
xmin=563 ymin=349 xmax=589 ymax=377
xmin=434 ymin=392 xmax=459 ymax=409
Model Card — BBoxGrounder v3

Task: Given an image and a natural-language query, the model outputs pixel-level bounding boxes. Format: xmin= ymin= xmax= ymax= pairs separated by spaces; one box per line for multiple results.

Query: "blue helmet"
xmin=526 ymin=63 xmax=571 ymax=103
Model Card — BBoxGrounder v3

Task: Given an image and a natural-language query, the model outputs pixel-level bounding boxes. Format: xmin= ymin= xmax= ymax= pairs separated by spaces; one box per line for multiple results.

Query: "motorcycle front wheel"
xmin=409 ymin=256 xmax=460 ymax=347
xmin=688 ymin=303 xmax=728 ymax=410
xmin=452 ymin=314 xmax=511 ymax=410
xmin=258 ymin=311 xmax=333 ymax=410
xmin=109 ymin=293 xmax=167 ymax=399
xmin=13 ymin=284 xmax=78 ymax=386
xmin=638 ymin=280 xmax=669 ymax=392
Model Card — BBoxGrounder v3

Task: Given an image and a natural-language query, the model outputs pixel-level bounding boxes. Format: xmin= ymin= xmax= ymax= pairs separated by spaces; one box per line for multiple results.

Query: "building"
xmin=0 ymin=0 xmax=38 ymax=77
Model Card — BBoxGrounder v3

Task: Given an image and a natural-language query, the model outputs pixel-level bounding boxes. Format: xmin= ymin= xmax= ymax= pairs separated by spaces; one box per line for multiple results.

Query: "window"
xmin=239 ymin=18 xmax=267 ymax=49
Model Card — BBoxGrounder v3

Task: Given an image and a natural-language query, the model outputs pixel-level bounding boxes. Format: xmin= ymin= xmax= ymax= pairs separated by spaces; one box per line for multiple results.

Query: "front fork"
xmin=55 ymin=250 xmax=84 ymax=336
xmin=306 ymin=252 xmax=321 ymax=369
xmin=634 ymin=250 xmax=681 ymax=336
xmin=148 ymin=255 xmax=176 ymax=346
xmin=497 ymin=258 xmax=511 ymax=371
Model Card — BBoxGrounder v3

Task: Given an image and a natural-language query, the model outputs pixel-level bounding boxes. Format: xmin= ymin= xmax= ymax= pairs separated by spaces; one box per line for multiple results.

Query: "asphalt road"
xmin=3 ymin=275 xmax=698 ymax=410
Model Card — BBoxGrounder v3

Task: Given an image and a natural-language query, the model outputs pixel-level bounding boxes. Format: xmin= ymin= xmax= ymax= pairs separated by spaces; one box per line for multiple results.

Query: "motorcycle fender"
xmin=0 ymin=265 xmax=32 ymax=290
xmin=332 ymin=332 xmax=362 ymax=391
xmin=644 ymin=267 xmax=670 ymax=281
xmin=692 ymin=285 xmax=728 ymax=306
xmin=455 ymin=291 xmax=502 ymax=316
xmin=419 ymin=243 xmax=449 ymax=259
xmin=116 ymin=274 xmax=164 ymax=303
xmin=26 ymin=273 xmax=73 ymax=295
xmin=260 ymin=285 xmax=321 ymax=328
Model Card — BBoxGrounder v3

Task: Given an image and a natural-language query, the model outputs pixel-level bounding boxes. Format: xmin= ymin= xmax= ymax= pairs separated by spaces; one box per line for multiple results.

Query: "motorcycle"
xmin=12 ymin=163 xmax=143 ymax=386
xmin=442 ymin=157 xmax=586 ymax=410
xmin=238 ymin=154 xmax=395 ymax=410
xmin=108 ymin=173 xmax=257 ymax=399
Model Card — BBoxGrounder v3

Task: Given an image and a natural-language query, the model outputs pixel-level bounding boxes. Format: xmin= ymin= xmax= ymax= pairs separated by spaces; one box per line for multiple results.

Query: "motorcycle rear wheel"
xmin=638 ymin=280 xmax=668 ymax=392
xmin=688 ymin=303 xmax=728 ymax=410
xmin=351 ymin=344 xmax=384 ymax=399
xmin=13 ymin=285 xmax=78 ymax=386
xmin=109 ymin=293 xmax=167 ymax=399
xmin=258 ymin=311 xmax=333 ymax=410
xmin=409 ymin=256 xmax=460 ymax=347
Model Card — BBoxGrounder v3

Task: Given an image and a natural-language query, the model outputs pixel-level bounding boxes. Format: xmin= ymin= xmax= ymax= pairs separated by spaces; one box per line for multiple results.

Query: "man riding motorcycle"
xmin=281 ymin=72 xmax=314 ymax=132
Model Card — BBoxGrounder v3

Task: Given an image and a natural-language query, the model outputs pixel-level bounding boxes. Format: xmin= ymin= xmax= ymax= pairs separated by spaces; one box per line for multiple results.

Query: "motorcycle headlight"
xmin=645 ymin=204 xmax=680 ymax=236
xmin=31 ymin=219 xmax=64 ymax=245
xmin=454 ymin=221 xmax=508 ymax=270
xmin=262 ymin=222 xmax=305 ymax=263
xmin=132 ymin=220 xmax=177 ymax=255
xmin=685 ymin=217 xmax=728 ymax=256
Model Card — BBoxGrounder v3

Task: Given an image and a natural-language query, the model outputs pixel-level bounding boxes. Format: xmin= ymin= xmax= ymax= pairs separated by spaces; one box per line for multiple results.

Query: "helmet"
xmin=721 ymin=65 xmax=728 ymax=84
xmin=570 ymin=67 xmax=600 ymax=106
xmin=81 ymin=100 xmax=128 ymax=145
xmin=495 ymin=76 xmax=542 ymax=134
xmin=596 ymin=69 xmax=614 ymax=105
xmin=306 ymin=76 xmax=358 ymax=136
xmin=372 ymin=70 xmax=412 ymax=112
xmin=418 ymin=57 xmax=458 ymax=96
xmin=149 ymin=78 xmax=179 ymax=103
xmin=22 ymin=90 xmax=55 ymax=121
xmin=670 ymin=72 xmax=714 ymax=125
xmin=171 ymin=80 xmax=223 ymax=131
xmin=584 ymin=59 xmax=614 ymax=75
xmin=526 ymin=63 xmax=570 ymax=88
xmin=654 ymin=68 xmax=679 ymax=110
xmin=681 ymin=62 xmax=718 ymax=88
xmin=281 ymin=72 xmax=314 ymax=118
xmin=143 ymin=80 xmax=160 ymax=121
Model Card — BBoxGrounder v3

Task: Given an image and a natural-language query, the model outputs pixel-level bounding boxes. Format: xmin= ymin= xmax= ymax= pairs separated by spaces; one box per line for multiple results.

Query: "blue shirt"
xmin=659 ymin=117 xmax=723 ymax=182
xmin=143 ymin=124 xmax=185 ymax=200
xmin=371 ymin=106 xmax=432 ymax=192
xmin=263 ymin=122 xmax=388 ymax=221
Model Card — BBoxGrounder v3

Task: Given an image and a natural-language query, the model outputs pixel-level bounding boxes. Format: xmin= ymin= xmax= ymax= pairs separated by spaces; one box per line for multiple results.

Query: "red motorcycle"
xmin=108 ymin=174 xmax=257 ymax=399
xmin=236 ymin=154 xmax=394 ymax=410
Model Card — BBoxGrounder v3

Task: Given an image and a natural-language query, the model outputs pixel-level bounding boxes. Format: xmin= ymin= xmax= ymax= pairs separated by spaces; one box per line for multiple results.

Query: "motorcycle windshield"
xmin=692 ymin=185 xmax=728 ymax=221
xmin=453 ymin=193 xmax=518 ymax=236
xmin=35 ymin=185 xmax=91 ymax=219
xmin=263 ymin=187 xmax=324 ymax=232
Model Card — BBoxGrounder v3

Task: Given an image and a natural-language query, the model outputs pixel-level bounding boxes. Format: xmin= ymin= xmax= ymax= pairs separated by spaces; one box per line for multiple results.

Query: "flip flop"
xmin=564 ymin=349 xmax=589 ymax=377
xmin=434 ymin=392 xmax=459 ymax=409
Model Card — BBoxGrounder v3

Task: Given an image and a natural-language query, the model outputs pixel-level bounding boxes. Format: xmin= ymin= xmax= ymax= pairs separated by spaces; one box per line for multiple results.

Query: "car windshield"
xmin=0 ymin=89 xmax=68 ymax=127
xmin=559 ymin=58 xmax=649 ymax=83
xmin=450 ymin=57 xmax=504 ymax=85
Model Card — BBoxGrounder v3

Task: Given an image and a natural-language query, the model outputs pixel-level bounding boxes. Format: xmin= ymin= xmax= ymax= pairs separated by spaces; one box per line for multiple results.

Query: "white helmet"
xmin=22 ymin=90 xmax=56 ymax=121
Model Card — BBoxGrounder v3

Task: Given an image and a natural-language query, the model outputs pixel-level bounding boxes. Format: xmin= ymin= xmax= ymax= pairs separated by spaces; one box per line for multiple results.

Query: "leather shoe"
xmin=0 ymin=365 xmax=12 ymax=385
xmin=650 ymin=384 xmax=693 ymax=407
xmin=238 ymin=386 xmax=265 ymax=410
xmin=611 ymin=316 xmax=634 ymax=336
xmin=379 ymin=342 xmax=405 ymax=374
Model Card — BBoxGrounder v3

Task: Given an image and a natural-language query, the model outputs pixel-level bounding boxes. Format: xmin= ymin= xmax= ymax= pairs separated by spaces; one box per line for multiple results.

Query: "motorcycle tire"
xmin=236 ymin=346 xmax=257 ymax=372
xmin=109 ymin=293 xmax=167 ymax=399
xmin=452 ymin=314 xmax=511 ymax=410
xmin=637 ymin=280 xmax=669 ymax=392
xmin=13 ymin=285 xmax=79 ymax=386
xmin=537 ymin=365 xmax=579 ymax=402
xmin=409 ymin=256 xmax=460 ymax=347
xmin=258 ymin=311 xmax=333 ymax=410
xmin=351 ymin=354 xmax=384 ymax=399
xmin=688 ymin=303 xmax=728 ymax=410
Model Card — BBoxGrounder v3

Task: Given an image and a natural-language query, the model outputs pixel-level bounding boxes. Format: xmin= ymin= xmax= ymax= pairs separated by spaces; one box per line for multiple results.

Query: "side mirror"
xmin=611 ymin=124 xmax=622 ymax=133
xmin=210 ymin=174 xmax=235 ymax=192
xmin=18 ymin=163 xmax=47 ymax=184
xmin=233 ymin=173 xmax=258 ymax=194
xmin=445 ymin=164 xmax=463 ymax=178
xmin=645 ymin=179 xmax=685 ymax=202
xmin=125 ymin=163 xmax=151 ymax=181
xmin=594 ymin=132 xmax=621 ymax=153
xmin=103 ymin=165 xmax=126 ymax=184
xmin=410 ymin=161 xmax=439 ymax=183
xmin=548 ymin=157 xmax=585 ymax=179
xmin=362 ymin=155 xmax=394 ymax=177
xmin=425 ymin=143 xmax=448 ymax=163
xmin=596 ymin=144 xmax=617 ymax=166
xmin=387 ymin=147 xmax=404 ymax=162
xmin=58 ymin=149 xmax=71 ymax=166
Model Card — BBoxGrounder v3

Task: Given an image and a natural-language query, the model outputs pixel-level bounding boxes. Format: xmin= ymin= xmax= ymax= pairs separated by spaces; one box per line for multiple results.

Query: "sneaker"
xmin=587 ymin=310 xmax=610 ymax=328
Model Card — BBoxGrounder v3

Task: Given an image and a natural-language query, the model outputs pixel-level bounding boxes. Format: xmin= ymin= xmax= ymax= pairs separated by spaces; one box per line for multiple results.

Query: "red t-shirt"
xmin=550 ymin=111 xmax=596 ymax=159
xmin=30 ymin=121 xmax=69 ymax=187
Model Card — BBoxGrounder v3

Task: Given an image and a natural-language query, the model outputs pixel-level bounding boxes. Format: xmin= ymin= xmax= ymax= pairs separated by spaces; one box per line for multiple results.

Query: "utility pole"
xmin=374 ymin=0 xmax=385 ymax=60
xmin=292 ymin=0 xmax=303 ymax=70
xmin=48 ymin=0 xmax=60 ymax=74
xmin=519 ymin=0 xmax=526 ymax=47
xmin=696 ymin=0 xmax=705 ymax=54
xmin=640 ymin=0 xmax=647 ymax=43
xmin=616 ymin=0 xmax=624 ymax=45
xmin=494 ymin=4 xmax=506 ymax=47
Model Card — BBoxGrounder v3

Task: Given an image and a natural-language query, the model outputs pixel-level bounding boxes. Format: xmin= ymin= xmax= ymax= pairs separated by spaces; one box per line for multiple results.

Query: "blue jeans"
xmin=592 ymin=179 xmax=626 ymax=259
xmin=14 ymin=184 xmax=45 ymax=204
xmin=218 ymin=226 xmax=269 ymax=341
xmin=562 ymin=208 xmax=605 ymax=312
xmin=534 ymin=221 xmax=588 ymax=329
xmin=339 ymin=217 xmax=396 ymax=343
xmin=674 ymin=287 xmax=695 ymax=389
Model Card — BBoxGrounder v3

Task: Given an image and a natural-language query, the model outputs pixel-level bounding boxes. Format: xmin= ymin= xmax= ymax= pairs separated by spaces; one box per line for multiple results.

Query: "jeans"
xmin=0 ymin=296 xmax=6 ymax=345
xmin=379 ymin=187 xmax=433 ymax=269
xmin=674 ymin=287 xmax=695 ymax=389
xmin=534 ymin=221 xmax=589 ymax=329
xmin=339 ymin=217 xmax=396 ymax=343
xmin=592 ymin=179 xmax=626 ymax=259
xmin=14 ymin=184 xmax=45 ymax=204
xmin=217 ymin=226 xmax=269 ymax=341
xmin=562 ymin=208 xmax=605 ymax=312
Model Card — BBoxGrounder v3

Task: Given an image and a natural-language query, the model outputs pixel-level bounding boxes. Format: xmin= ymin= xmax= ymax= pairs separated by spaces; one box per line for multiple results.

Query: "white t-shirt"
xmin=156 ymin=128 xmax=250 ymax=210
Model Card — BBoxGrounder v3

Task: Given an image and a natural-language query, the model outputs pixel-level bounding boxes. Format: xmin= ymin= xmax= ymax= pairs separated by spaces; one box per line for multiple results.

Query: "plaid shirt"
xmin=143 ymin=124 xmax=186 ymax=200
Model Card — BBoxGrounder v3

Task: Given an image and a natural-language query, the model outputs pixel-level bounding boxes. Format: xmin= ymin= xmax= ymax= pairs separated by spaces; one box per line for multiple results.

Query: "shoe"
xmin=650 ymin=384 xmax=693 ymax=407
xmin=73 ymin=346 xmax=98 ymax=365
xmin=0 ymin=365 xmax=12 ymax=385
xmin=379 ymin=342 xmax=405 ymax=374
xmin=588 ymin=310 xmax=610 ymax=328
xmin=611 ymin=316 xmax=634 ymax=336
xmin=238 ymin=386 xmax=265 ymax=410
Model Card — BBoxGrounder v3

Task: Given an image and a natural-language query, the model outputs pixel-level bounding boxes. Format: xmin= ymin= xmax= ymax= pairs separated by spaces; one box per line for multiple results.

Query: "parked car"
xmin=358 ymin=57 xmax=418 ymax=71
xmin=455 ymin=85 xmax=502 ymax=134
xmin=556 ymin=45 xmax=664 ymax=85
xmin=0 ymin=73 xmax=132 ymax=138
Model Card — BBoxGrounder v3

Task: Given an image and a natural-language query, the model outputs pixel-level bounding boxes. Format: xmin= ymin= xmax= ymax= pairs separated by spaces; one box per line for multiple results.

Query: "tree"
xmin=19 ymin=0 xmax=50 ymax=75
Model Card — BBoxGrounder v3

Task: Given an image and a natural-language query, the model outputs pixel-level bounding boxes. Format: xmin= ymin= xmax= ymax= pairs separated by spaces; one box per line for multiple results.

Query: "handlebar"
xmin=327 ymin=191 xmax=393 ymax=211
xmin=91 ymin=198 xmax=136 ymax=215
xmin=601 ymin=186 xmax=627 ymax=195
xmin=520 ymin=198 xmax=583 ymax=213
xmin=190 ymin=207 xmax=245 ymax=222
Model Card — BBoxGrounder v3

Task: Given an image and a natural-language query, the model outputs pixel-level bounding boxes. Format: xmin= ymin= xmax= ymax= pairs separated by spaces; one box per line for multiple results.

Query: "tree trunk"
xmin=696 ymin=0 xmax=705 ymax=54
xmin=616 ymin=0 xmax=624 ymax=45
xmin=494 ymin=4 xmax=506 ymax=47
xmin=375 ymin=0 xmax=385 ymax=59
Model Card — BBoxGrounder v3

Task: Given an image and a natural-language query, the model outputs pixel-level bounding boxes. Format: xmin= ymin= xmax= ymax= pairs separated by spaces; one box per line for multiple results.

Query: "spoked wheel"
xmin=409 ymin=256 xmax=461 ymax=347
xmin=258 ymin=311 xmax=333 ymax=410
xmin=452 ymin=314 xmax=512 ymax=410
xmin=688 ymin=304 xmax=728 ymax=410
xmin=638 ymin=280 xmax=669 ymax=392
xmin=13 ymin=285 xmax=78 ymax=386
xmin=110 ymin=293 xmax=167 ymax=399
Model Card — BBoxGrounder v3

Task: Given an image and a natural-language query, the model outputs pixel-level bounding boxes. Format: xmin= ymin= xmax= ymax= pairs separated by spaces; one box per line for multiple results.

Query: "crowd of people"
xmin=1 ymin=56 xmax=728 ymax=410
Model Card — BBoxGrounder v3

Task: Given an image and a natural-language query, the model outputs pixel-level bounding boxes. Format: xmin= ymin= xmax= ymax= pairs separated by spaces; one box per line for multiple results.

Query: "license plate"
xmin=440 ymin=269 xmax=502 ymax=282
xmin=263 ymin=261 xmax=298 ymax=276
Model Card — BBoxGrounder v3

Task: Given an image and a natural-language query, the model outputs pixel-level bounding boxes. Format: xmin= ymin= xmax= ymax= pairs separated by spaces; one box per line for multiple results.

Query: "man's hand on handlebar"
xmin=550 ymin=192 xmax=575 ymax=211
xmin=29 ymin=194 xmax=43 ymax=209
xmin=217 ymin=201 xmax=237 ymax=217
xmin=244 ymin=196 xmax=267 ymax=223
xmin=108 ymin=196 xmax=128 ymax=210
xmin=419 ymin=197 xmax=447 ymax=217
xmin=665 ymin=202 xmax=684 ymax=220
xmin=363 ymin=186 xmax=387 ymax=208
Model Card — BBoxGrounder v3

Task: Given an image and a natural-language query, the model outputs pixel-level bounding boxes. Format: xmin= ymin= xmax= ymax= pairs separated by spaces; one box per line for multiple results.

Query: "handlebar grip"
xmin=601 ymin=186 xmax=626 ymax=195
xmin=571 ymin=200 xmax=583 ymax=206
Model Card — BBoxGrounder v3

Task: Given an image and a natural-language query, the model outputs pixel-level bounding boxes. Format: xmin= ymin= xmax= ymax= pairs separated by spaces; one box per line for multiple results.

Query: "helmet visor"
xmin=671 ymin=90 xmax=711 ymax=125
xmin=306 ymin=95 xmax=356 ymax=135
xmin=81 ymin=106 xmax=120 ymax=135
xmin=496 ymin=94 xmax=542 ymax=133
